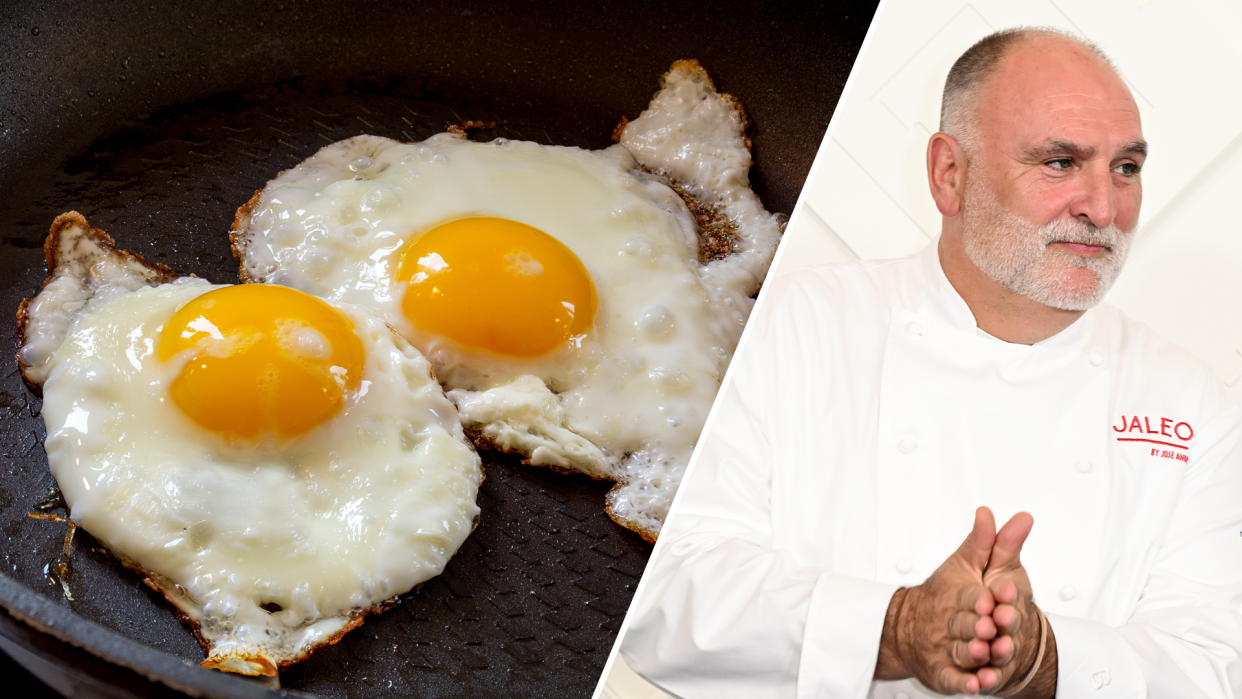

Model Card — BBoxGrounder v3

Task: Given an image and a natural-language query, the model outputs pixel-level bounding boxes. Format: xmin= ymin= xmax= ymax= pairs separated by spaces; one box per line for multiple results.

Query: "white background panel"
xmin=604 ymin=0 xmax=1242 ymax=694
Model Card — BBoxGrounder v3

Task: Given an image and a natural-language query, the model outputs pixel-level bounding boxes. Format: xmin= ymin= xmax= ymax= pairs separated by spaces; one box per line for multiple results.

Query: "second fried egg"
xmin=235 ymin=135 xmax=740 ymax=539
xmin=232 ymin=63 xmax=783 ymax=541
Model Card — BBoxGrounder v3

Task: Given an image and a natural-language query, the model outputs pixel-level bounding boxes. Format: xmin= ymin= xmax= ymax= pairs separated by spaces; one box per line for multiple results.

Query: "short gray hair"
xmin=939 ymin=27 xmax=1116 ymax=158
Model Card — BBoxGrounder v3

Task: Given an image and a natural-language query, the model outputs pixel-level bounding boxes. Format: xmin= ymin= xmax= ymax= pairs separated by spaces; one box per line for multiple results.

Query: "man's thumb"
xmin=988 ymin=512 xmax=1034 ymax=571
xmin=955 ymin=506 xmax=996 ymax=571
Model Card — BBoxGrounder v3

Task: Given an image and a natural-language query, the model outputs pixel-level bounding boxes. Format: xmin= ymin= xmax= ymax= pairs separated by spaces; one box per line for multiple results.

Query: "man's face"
xmin=957 ymin=35 xmax=1146 ymax=311
xmin=960 ymin=175 xmax=1132 ymax=311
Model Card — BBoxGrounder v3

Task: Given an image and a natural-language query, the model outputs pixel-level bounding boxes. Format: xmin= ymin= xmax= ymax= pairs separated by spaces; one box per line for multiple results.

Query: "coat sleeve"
xmin=1048 ymin=385 xmax=1242 ymax=699
xmin=619 ymin=279 xmax=898 ymax=699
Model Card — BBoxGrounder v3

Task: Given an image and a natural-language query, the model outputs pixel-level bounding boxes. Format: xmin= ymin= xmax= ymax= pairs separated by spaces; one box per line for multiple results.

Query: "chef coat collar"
xmin=913 ymin=239 xmax=1089 ymax=350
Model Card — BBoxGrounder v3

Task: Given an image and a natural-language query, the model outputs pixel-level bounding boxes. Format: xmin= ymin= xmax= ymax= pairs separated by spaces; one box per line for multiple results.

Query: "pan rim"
xmin=0 ymin=572 xmax=288 ymax=698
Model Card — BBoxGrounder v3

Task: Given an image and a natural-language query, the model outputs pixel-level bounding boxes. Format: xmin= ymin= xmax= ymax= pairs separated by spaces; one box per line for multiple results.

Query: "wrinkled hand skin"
xmin=976 ymin=512 xmax=1044 ymax=695
xmin=874 ymin=507 xmax=1053 ymax=696
xmin=875 ymin=507 xmax=1001 ymax=695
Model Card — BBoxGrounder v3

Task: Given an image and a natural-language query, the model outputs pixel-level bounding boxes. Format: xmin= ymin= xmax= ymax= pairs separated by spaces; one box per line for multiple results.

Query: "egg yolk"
xmin=396 ymin=217 xmax=597 ymax=357
xmin=158 ymin=285 xmax=365 ymax=440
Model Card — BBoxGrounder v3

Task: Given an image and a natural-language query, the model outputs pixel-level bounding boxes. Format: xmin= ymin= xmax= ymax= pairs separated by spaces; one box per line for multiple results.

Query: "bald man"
xmin=619 ymin=28 xmax=1242 ymax=699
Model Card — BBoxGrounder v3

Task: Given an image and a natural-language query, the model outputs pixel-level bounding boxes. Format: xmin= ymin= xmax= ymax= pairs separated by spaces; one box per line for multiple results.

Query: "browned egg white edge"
xmin=116 ymin=539 xmax=401 ymax=676
xmin=227 ymin=58 xmax=759 ymax=545
xmin=16 ymin=211 xmax=179 ymax=395
xmin=613 ymin=59 xmax=752 ymax=268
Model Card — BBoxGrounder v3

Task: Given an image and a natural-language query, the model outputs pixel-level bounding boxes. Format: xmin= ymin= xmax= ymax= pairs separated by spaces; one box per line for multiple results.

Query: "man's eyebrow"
xmin=1022 ymin=139 xmax=1149 ymax=161
xmin=1023 ymin=140 xmax=1097 ymax=161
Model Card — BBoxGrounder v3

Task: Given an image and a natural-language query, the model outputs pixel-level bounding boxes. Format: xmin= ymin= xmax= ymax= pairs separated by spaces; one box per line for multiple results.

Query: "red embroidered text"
xmin=1112 ymin=415 xmax=1194 ymax=452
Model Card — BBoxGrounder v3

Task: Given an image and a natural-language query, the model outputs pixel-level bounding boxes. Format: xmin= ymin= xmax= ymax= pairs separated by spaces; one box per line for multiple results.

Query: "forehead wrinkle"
xmin=1043 ymin=91 xmax=1135 ymax=103
xmin=1042 ymin=93 xmax=1140 ymax=117
xmin=1044 ymin=105 xmax=1142 ymax=122
xmin=1100 ymin=116 xmax=1143 ymax=126
xmin=1045 ymin=104 xmax=1139 ymax=115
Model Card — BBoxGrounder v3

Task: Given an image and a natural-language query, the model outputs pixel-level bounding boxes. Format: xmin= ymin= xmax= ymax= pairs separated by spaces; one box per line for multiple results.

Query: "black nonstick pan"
xmin=0 ymin=1 xmax=879 ymax=696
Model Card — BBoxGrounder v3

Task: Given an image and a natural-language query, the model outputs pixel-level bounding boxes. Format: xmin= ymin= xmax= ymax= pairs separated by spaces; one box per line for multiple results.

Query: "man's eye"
xmin=1115 ymin=162 xmax=1141 ymax=176
xmin=1046 ymin=158 xmax=1073 ymax=170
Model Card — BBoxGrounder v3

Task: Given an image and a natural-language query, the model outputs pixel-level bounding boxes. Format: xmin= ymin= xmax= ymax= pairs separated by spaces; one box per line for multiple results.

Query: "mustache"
xmin=1039 ymin=219 xmax=1127 ymax=250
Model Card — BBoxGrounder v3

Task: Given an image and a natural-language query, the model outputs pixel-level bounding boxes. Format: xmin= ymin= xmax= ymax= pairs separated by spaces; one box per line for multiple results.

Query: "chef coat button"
xmin=895 ymin=559 xmax=913 ymax=574
xmin=1088 ymin=351 xmax=1104 ymax=366
xmin=907 ymin=321 xmax=922 ymax=337
xmin=1091 ymin=668 xmax=1111 ymax=689
xmin=1060 ymin=584 xmax=1077 ymax=601
xmin=896 ymin=437 xmax=917 ymax=454
xmin=1075 ymin=459 xmax=1093 ymax=473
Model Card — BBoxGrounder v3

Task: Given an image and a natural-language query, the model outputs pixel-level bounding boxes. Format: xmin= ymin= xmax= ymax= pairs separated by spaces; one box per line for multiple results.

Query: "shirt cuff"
xmin=1046 ymin=612 xmax=1146 ymax=698
xmin=797 ymin=573 xmax=899 ymax=699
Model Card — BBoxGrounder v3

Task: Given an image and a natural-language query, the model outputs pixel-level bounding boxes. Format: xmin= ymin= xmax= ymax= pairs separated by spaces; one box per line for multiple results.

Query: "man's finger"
xmin=987 ymin=512 xmax=1034 ymax=572
xmin=975 ymin=589 xmax=996 ymax=617
xmin=947 ymin=601 xmax=997 ymax=640
xmin=993 ymin=602 xmax=1021 ymax=635
xmin=977 ymin=666 xmax=1001 ymax=691
xmin=975 ymin=613 xmax=997 ymax=641
xmin=990 ymin=634 xmax=1015 ymax=667
xmin=948 ymin=638 xmax=990 ymax=669
xmin=970 ymin=638 xmax=992 ymax=666
xmin=947 ymin=610 xmax=982 ymax=640
xmin=954 ymin=506 xmax=997 ymax=572
xmin=955 ymin=584 xmax=995 ymax=619
xmin=936 ymin=664 xmax=981 ymax=696
xmin=990 ymin=578 xmax=1018 ymax=606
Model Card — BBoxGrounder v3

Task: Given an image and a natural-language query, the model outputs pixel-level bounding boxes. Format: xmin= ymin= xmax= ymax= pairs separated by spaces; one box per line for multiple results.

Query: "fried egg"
xmin=231 ymin=61 xmax=782 ymax=541
xmin=19 ymin=213 xmax=482 ymax=675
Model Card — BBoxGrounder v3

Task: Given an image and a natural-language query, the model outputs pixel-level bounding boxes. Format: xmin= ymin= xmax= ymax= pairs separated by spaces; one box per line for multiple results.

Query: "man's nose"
xmin=1068 ymin=164 xmax=1115 ymax=228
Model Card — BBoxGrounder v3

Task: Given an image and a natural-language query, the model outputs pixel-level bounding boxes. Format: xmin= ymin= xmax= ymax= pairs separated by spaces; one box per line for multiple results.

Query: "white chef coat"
xmin=620 ymin=242 xmax=1242 ymax=699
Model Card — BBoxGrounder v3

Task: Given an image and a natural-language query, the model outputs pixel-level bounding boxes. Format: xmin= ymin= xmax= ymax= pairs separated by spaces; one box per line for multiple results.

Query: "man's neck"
xmin=937 ymin=236 xmax=1084 ymax=345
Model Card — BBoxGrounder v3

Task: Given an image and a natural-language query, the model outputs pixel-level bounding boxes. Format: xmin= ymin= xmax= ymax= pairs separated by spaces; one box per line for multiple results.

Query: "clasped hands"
xmin=875 ymin=507 xmax=1047 ymax=696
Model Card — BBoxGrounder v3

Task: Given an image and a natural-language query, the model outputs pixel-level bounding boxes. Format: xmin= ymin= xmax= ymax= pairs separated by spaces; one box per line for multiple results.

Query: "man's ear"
xmin=927 ymin=132 xmax=967 ymax=218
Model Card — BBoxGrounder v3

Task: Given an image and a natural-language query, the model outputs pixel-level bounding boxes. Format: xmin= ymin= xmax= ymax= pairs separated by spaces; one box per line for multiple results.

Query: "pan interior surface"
xmin=0 ymin=1 xmax=878 ymax=697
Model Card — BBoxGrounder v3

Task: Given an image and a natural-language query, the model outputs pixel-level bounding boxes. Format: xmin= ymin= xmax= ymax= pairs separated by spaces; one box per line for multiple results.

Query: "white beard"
xmin=960 ymin=175 xmax=1134 ymax=311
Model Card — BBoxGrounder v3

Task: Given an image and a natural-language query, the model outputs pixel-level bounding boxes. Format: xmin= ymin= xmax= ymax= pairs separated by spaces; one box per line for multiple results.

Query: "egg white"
xmin=235 ymin=136 xmax=733 ymax=535
xmin=39 ymin=279 xmax=482 ymax=671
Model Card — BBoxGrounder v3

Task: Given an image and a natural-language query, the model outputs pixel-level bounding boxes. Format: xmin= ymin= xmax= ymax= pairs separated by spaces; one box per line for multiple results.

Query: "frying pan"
xmin=0 ymin=1 xmax=878 ymax=696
